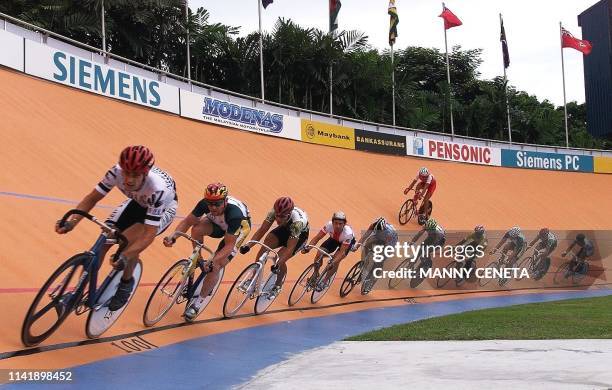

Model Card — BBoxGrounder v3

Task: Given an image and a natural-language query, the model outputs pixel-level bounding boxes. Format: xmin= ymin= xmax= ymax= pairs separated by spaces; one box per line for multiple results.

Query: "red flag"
xmin=561 ymin=28 xmax=592 ymax=55
xmin=439 ymin=6 xmax=462 ymax=30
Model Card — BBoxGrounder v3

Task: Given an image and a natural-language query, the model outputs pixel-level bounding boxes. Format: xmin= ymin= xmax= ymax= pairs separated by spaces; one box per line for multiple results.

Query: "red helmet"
xmin=274 ymin=197 xmax=294 ymax=216
xmin=119 ymin=146 xmax=155 ymax=174
xmin=204 ymin=182 xmax=228 ymax=202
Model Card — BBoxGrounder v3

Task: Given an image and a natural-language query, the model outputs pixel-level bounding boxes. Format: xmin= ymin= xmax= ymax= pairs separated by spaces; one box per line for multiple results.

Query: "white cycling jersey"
xmin=95 ymin=164 xmax=177 ymax=227
xmin=321 ymin=221 xmax=354 ymax=244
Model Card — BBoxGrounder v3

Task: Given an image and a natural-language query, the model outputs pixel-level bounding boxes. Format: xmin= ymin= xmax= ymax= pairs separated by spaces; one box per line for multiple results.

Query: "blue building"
xmin=578 ymin=0 xmax=612 ymax=139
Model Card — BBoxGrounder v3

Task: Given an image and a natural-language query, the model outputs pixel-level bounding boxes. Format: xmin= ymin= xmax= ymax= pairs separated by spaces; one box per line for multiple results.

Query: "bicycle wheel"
xmin=339 ymin=261 xmax=362 ymax=298
xmin=143 ymin=259 xmax=190 ymax=327
xmin=533 ymin=257 xmax=551 ymax=281
xmin=85 ymin=259 xmax=143 ymax=339
xmin=436 ymin=260 xmax=456 ymax=288
xmin=21 ymin=253 xmax=90 ymax=347
xmin=398 ymin=199 xmax=415 ymax=225
xmin=255 ymin=272 xmax=285 ymax=314
xmin=514 ymin=256 xmax=533 ymax=281
xmin=553 ymin=262 xmax=571 ymax=285
xmin=223 ymin=263 xmax=259 ymax=318
xmin=388 ymin=257 xmax=412 ymax=289
xmin=361 ymin=255 xmax=378 ymax=295
xmin=311 ymin=266 xmax=337 ymax=304
xmin=478 ymin=261 xmax=499 ymax=287
xmin=185 ymin=266 xmax=225 ymax=322
xmin=410 ymin=257 xmax=432 ymax=289
xmin=572 ymin=262 xmax=589 ymax=284
xmin=288 ymin=264 xmax=316 ymax=306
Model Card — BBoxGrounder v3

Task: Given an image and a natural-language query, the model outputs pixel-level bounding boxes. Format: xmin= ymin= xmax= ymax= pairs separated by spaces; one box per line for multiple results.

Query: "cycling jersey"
xmin=417 ymin=173 xmax=436 ymax=186
xmin=503 ymin=231 xmax=526 ymax=248
xmin=320 ymin=221 xmax=354 ymax=245
xmin=426 ymin=225 xmax=446 ymax=243
xmin=464 ymin=232 xmax=488 ymax=248
xmin=265 ymin=207 xmax=309 ymax=239
xmin=576 ymin=237 xmax=594 ymax=258
xmin=191 ymin=196 xmax=250 ymax=235
xmin=542 ymin=232 xmax=557 ymax=249
xmin=96 ymin=165 xmax=177 ymax=227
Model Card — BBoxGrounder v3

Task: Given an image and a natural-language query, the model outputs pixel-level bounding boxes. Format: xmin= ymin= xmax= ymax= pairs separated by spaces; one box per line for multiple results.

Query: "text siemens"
xmin=429 ymin=141 xmax=491 ymax=163
xmin=52 ymin=52 xmax=160 ymax=106
xmin=202 ymin=97 xmax=283 ymax=133
xmin=516 ymin=152 xmax=581 ymax=170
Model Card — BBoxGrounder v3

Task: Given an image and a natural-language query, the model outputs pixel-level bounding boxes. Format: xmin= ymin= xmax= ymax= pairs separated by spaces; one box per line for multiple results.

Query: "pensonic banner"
xmin=408 ymin=136 xmax=501 ymax=166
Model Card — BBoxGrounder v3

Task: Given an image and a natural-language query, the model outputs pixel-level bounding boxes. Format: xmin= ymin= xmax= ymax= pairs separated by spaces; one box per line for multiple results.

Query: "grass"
xmin=345 ymin=295 xmax=612 ymax=341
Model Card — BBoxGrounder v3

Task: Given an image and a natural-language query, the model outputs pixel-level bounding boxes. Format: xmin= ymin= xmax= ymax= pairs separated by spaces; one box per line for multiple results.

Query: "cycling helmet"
xmin=474 ymin=225 xmax=485 ymax=235
xmin=539 ymin=228 xmax=550 ymax=238
xmin=418 ymin=167 xmax=429 ymax=178
xmin=373 ymin=217 xmax=386 ymax=231
xmin=508 ymin=226 xmax=521 ymax=238
xmin=332 ymin=211 xmax=347 ymax=222
xmin=119 ymin=145 xmax=155 ymax=174
xmin=425 ymin=218 xmax=438 ymax=231
xmin=204 ymin=182 xmax=228 ymax=202
xmin=274 ymin=197 xmax=294 ymax=216
xmin=576 ymin=233 xmax=586 ymax=243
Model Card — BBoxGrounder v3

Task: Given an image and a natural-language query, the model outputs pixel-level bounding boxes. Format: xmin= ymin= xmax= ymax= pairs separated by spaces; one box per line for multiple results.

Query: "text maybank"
xmin=301 ymin=119 xmax=355 ymax=149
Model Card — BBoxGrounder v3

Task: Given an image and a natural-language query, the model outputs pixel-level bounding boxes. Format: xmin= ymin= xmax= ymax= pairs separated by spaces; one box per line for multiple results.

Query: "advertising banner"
xmin=180 ymin=89 xmax=301 ymax=140
xmin=501 ymin=150 xmax=594 ymax=172
xmin=355 ymin=129 xmax=406 ymax=155
xmin=24 ymin=40 xmax=180 ymax=114
xmin=408 ymin=136 xmax=501 ymax=166
xmin=0 ymin=29 xmax=24 ymax=71
xmin=594 ymin=156 xmax=612 ymax=174
xmin=301 ymin=119 xmax=355 ymax=149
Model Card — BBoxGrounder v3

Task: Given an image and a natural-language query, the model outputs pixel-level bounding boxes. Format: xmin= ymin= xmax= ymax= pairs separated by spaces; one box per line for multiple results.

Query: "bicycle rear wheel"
xmin=185 ymin=266 xmax=225 ymax=322
xmin=553 ymin=262 xmax=571 ymax=285
xmin=478 ymin=261 xmax=499 ymax=287
xmin=514 ymin=256 xmax=533 ymax=281
xmin=572 ymin=262 xmax=589 ymax=284
xmin=255 ymin=272 xmax=285 ymax=314
xmin=340 ymin=261 xmax=362 ymax=298
xmin=288 ymin=264 xmax=316 ymax=306
xmin=223 ymin=263 xmax=259 ymax=318
xmin=143 ymin=259 xmax=190 ymax=327
xmin=388 ymin=257 xmax=412 ymax=289
xmin=21 ymin=253 xmax=90 ymax=347
xmin=398 ymin=199 xmax=415 ymax=225
xmin=311 ymin=266 xmax=337 ymax=304
xmin=436 ymin=260 xmax=456 ymax=288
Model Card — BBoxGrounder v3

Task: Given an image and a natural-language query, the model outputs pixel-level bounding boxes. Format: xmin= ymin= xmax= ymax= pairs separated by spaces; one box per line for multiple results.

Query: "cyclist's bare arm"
xmin=247 ymin=219 xmax=273 ymax=248
xmin=333 ymin=242 xmax=350 ymax=262
xmin=55 ymin=190 xmax=104 ymax=233
xmin=305 ymin=231 xmax=325 ymax=252
xmin=563 ymin=242 xmax=576 ymax=256
xmin=164 ymin=213 xmax=199 ymax=246
xmin=212 ymin=233 xmax=237 ymax=264
xmin=404 ymin=179 xmax=417 ymax=193
xmin=123 ymin=224 xmax=157 ymax=259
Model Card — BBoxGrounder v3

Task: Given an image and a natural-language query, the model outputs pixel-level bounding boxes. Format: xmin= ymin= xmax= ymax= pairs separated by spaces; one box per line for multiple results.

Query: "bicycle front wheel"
xmin=223 ymin=263 xmax=259 ymax=318
xmin=398 ymin=199 xmax=415 ymax=225
xmin=340 ymin=261 xmax=362 ymax=298
xmin=311 ymin=267 xmax=337 ymax=304
xmin=478 ymin=261 xmax=499 ymax=287
xmin=436 ymin=261 xmax=456 ymax=289
xmin=143 ymin=259 xmax=190 ymax=327
xmin=288 ymin=264 xmax=316 ymax=307
xmin=388 ymin=257 xmax=412 ymax=289
xmin=21 ymin=253 xmax=90 ymax=347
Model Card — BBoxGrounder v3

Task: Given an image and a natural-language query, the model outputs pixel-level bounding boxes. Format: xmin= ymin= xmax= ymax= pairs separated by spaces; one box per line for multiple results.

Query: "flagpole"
xmin=185 ymin=0 xmax=191 ymax=86
xmin=329 ymin=18 xmax=334 ymax=116
xmin=101 ymin=0 xmax=106 ymax=56
xmin=258 ymin=0 xmax=265 ymax=102
xmin=560 ymin=22 xmax=569 ymax=147
xmin=442 ymin=2 xmax=455 ymax=136
xmin=500 ymin=13 xmax=511 ymax=143
xmin=391 ymin=44 xmax=396 ymax=126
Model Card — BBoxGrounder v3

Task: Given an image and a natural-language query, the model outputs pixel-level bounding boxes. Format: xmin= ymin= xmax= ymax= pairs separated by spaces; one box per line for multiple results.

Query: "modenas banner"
xmin=24 ymin=40 xmax=179 ymax=114
xmin=355 ymin=129 xmax=406 ymax=155
xmin=180 ymin=90 xmax=300 ymax=140
xmin=501 ymin=150 xmax=594 ymax=172
xmin=301 ymin=119 xmax=355 ymax=149
xmin=408 ymin=136 xmax=501 ymax=166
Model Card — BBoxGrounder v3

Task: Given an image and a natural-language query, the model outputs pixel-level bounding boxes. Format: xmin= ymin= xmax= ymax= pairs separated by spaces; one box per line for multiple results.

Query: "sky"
xmin=191 ymin=0 xmax=599 ymax=106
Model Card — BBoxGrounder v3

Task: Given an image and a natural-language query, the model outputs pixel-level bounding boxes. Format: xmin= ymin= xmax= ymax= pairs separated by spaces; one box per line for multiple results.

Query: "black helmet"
xmin=576 ymin=233 xmax=586 ymax=243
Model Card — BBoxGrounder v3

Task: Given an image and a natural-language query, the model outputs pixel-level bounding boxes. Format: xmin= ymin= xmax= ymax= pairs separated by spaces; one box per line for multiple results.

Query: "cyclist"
xmin=403 ymin=167 xmax=435 ymax=224
xmin=240 ymin=197 xmax=309 ymax=300
xmin=164 ymin=183 xmax=251 ymax=320
xmin=490 ymin=226 xmax=526 ymax=266
xmin=55 ymin=146 xmax=178 ymax=311
xmin=303 ymin=211 xmax=356 ymax=287
xmin=455 ymin=225 xmax=488 ymax=270
xmin=409 ymin=218 xmax=446 ymax=261
xmin=352 ymin=217 xmax=398 ymax=294
xmin=562 ymin=233 xmax=594 ymax=273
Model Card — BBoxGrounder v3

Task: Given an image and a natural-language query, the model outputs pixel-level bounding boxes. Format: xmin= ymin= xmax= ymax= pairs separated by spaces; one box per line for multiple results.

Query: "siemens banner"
xmin=501 ymin=150 xmax=594 ymax=172
xmin=24 ymin=40 xmax=179 ymax=114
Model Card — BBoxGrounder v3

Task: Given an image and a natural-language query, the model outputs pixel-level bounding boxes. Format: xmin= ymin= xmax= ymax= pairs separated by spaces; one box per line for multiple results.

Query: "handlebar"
xmin=60 ymin=209 xmax=128 ymax=257
xmin=173 ymin=232 xmax=213 ymax=256
xmin=245 ymin=240 xmax=280 ymax=262
xmin=304 ymin=244 xmax=333 ymax=261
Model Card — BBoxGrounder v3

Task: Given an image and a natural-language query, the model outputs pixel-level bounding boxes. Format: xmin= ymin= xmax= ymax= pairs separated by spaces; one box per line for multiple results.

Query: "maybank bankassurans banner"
xmin=355 ymin=129 xmax=406 ymax=155
xmin=501 ymin=150 xmax=594 ymax=172
xmin=24 ymin=40 xmax=180 ymax=114
xmin=301 ymin=119 xmax=355 ymax=149
xmin=408 ymin=136 xmax=501 ymax=166
xmin=180 ymin=89 xmax=301 ymax=140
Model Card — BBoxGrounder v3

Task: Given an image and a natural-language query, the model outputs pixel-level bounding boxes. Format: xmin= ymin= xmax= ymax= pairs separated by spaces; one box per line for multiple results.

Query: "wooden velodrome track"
xmin=0 ymin=67 xmax=611 ymax=371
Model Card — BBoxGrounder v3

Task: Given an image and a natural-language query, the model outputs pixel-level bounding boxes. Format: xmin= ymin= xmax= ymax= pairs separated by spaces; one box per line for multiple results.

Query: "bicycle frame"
xmin=172 ymin=232 xmax=214 ymax=297
xmin=245 ymin=240 xmax=280 ymax=297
